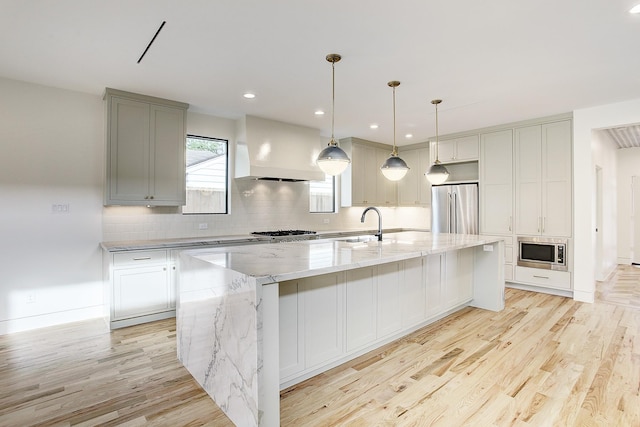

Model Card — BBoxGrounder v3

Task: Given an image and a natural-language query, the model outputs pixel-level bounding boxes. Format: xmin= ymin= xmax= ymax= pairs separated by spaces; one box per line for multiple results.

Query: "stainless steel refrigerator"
xmin=431 ymin=183 xmax=479 ymax=234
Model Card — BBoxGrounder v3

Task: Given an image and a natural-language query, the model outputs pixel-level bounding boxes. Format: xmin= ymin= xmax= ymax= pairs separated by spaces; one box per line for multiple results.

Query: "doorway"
xmin=595 ymin=166 xmax=603 ymax=279
xmin=633 ymin=176 xmax=640 ymax=265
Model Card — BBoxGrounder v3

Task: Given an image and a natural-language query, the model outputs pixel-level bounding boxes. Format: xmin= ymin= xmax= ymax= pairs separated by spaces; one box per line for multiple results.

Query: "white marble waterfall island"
xmin=176 ymin=231 xmax=505 ymax=427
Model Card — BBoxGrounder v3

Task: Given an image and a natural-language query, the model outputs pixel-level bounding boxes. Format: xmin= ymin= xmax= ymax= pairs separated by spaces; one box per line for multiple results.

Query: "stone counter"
xmin=177 ymin=231 xmax=505 ymax=426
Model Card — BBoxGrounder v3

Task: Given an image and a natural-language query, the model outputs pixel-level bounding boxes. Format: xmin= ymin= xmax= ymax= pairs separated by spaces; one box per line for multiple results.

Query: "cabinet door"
xmin=515 ymin=125 xmax=543 ymax=235
xmin=150 ymin=104 xmax=186 ymax=205
xmin=454 ymin=135 xmax=480 ymax=162
xmin=351 ymin=143 xmax=378 ymax=205
xmin=541 ymin=121 xmax=572 ymax=237
xmin=376 ymin=148 xmax=398 ymax=205
xmin=345 ymin=267 xmax=376 ymax=351
xmin=435 ymin=139 xmax=456 ymax=163
xmin=401 ymin=257 xmax=426 ymax=327
xmin=425 ymin=254 xmax=444 ymax=317
xmin=301 ymin=273 xmax=344 ymax=368
xmin=113 ymin=265 xmax=170 ymax=319
xmin=398 ymin=147 xmax=431 ymax=206
xmin=107 ymin=97 xmax=151 ymax=203
xmin=377 ymin=263 xmax=402 ymax=338
xmin=398 ymin=148 xmax=419 ymax=205
xmin=444 ymin=249 xmax=474 ymax=308
xmin=480 ymin=130 xmax=513 ymax=235
xmin=279 ymin=281 xmax=304 ymax=378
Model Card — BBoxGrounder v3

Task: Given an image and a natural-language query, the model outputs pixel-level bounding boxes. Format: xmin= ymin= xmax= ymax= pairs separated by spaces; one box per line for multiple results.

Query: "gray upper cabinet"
xmin=104 ymin=88 xmax=188 ymax=206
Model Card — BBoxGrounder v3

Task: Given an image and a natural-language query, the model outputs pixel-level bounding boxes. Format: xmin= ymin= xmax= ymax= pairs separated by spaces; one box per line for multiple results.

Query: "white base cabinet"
xmin=279 ymin=250 xmax=478 ymax=387
xmin=105 ymin=249 xmax=175 ymax=329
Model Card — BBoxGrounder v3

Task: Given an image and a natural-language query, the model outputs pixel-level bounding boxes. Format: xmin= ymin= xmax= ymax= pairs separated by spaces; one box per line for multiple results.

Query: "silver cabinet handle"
xmin=508 ymin=216 xmax=512 ymax=232
xmin=542 ymin=217 xmax=546 ymax=233
xmin=533 ymin=275 xmax=549 ymax=279
xmin=132 ymin=257 xmax=152 ymax=261
xmin=537 ymin=217 xmax=541 ymax=233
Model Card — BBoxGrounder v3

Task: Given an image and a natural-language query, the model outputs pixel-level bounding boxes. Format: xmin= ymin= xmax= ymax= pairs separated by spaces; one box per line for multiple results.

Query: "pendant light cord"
xmin=331 ymin=59 xmax=336 ymax=145
xmin=433 ymin=100 xmax=441 ymax=162
xmin=435 ymin=101 xmax=439 ymax=161
xmin=392 ymin=85 xmax=397 ymax=155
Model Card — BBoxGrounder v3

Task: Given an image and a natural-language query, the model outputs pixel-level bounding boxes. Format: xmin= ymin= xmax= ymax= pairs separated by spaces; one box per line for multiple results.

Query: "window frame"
xmin=183 ymin=134 xmax=229 ymax=215
xmin=309 ymin=174 xmax=336 ymax=214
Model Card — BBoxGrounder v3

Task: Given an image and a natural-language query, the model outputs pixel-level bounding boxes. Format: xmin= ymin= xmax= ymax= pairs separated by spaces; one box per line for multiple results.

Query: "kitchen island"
xmin=177 ymin=231 xmax=505 ymax=427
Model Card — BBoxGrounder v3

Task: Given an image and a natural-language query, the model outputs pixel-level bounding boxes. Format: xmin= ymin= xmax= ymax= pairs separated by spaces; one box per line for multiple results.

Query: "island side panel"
xmin=470 ymin=240 xmax=505 ymax=311
xmin=177 ymin=253 xmax=260 ymax=427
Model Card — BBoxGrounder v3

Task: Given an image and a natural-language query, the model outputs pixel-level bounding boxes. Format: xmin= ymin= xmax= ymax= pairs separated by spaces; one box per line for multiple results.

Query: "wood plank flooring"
xmin=1 ymin=266 xmax=638 ymax=426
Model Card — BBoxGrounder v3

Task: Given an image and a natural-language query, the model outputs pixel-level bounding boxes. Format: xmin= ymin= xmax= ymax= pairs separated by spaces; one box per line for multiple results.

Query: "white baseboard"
xmin=0 ymin=305 xmax=104 ymax=335
xmin=617 ymin=257 xmax=631 ymax=265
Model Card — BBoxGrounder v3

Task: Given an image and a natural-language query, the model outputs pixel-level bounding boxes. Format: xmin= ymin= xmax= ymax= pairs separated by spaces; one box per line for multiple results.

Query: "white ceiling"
xmin=2 ymin=0 xmax=640 ymax=146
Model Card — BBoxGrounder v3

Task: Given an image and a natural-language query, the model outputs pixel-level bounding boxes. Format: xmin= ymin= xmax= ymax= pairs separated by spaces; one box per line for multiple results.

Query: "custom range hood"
xmin=235 ymin=115 xmax=326 ymax=182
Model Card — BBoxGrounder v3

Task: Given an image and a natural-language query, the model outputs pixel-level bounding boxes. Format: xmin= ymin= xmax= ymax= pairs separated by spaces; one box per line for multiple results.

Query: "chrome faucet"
xmin=361 ymin=206 xmax=382 ymax=241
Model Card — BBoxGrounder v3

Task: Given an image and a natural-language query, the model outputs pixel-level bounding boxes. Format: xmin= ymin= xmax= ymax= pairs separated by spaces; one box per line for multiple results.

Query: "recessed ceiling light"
xmin=315 ymin=110 xmax=325 ymax=116
xmin=631 ymin=4 xmax=640 ymax=13
xmin=243 ymin=92 xmax=256 ymax=99
xmin=370 ymin=124 xmax=379 ymax=129
xmin=405 ymin=134 xmax=413 ymax=139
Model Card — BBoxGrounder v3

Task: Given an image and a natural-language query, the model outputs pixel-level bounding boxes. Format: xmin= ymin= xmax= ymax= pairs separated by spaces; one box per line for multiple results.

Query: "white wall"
xmin=616 ymin=148 xmax=640 ymax=264
xmin=0 ymin=78 xmax=104 ymax=333
xmin=591 ymin=130 xmax=617 ymax=279
xmin=573 ymin=98 xmax=640 ymax=302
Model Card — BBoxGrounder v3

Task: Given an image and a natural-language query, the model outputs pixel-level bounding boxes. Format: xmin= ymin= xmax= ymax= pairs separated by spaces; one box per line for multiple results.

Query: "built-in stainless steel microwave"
xmin=517 ymin=237 xmax=567 ymax=271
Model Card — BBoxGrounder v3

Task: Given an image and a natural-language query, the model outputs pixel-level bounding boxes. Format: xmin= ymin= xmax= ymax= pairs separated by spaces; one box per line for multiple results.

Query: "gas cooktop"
xmin=251 ymin=230 xmax=317 ymax=237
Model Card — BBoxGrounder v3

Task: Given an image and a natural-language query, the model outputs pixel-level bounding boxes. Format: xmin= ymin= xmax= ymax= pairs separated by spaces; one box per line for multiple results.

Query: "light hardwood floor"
xmin=1 ymin=266 xmax=638 ymax=426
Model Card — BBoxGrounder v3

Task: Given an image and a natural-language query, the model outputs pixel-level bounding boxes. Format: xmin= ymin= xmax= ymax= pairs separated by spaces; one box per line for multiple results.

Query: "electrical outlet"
xmin=52 ymin=203 xmax=70 ymax=214
xmin=198 ymin=223 xmax=208 ymax=230
xmin=323 ymin=218 xmax=330 ymax=224
xmin=26 ymin=292 xmax=36 ymax=304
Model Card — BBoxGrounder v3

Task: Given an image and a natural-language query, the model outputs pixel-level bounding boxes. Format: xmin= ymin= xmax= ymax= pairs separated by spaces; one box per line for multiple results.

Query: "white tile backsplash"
xmin=102 ymin=179 xmax=430 ymax=242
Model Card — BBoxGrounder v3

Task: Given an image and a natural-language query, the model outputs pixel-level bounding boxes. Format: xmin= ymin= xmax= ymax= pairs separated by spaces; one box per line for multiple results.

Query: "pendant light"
xmin=380 ymin=81 xmax=409 ymax=181
xmin=426 ymin=99 xmax=450 ymax=185
xmin=316 ymin=54 xmax=351 ymax=176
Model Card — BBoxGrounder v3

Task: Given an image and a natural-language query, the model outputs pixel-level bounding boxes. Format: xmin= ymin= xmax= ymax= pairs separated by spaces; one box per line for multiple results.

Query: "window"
xmin=310 ymin=175 xmax=335 ymax=213
xmin=183 ymin=135 xmax=228 ymax=214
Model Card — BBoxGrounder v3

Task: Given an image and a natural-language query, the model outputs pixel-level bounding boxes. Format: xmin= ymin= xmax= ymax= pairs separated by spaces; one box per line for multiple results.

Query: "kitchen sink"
xmin=335 ymin=235 xmax=380 ymax=243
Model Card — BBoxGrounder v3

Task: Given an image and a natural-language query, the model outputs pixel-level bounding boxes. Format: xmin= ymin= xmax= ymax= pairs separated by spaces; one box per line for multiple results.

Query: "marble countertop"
xmin=183 ymin=231 xmax=504 ymax=285
xmin=100 ymin=228 xmax=411 ymax=252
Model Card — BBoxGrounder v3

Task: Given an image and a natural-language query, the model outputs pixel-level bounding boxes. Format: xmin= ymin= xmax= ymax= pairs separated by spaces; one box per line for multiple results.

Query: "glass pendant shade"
xmin=426 ymin=161 xmax=449 ymax=185
xmin=317 ymin=141 xmax=350 ymax=176
xmin=381 ymin=155 xmax=409 ymax=181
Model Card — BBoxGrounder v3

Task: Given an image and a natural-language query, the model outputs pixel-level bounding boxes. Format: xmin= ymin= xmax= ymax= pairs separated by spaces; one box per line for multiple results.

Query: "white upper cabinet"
xmin=104 ymin=88 xmax=188 ymax=206
xmin=479 ymin=129 xmax=513 ymax=235
xmin=515 ymin=120 xmax=572 ymax=237
xmin=431 ymin=135 xmax=479 ymax=164
xmin=398 ymin=146 xmax=431 ymax=206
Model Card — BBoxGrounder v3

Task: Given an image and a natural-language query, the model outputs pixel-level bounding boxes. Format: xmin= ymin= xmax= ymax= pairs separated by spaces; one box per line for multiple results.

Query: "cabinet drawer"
xmin=113 ymin=250 xmax=167 ymax=267
xmin=514 ymin=266 xmax=571 ymax=289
